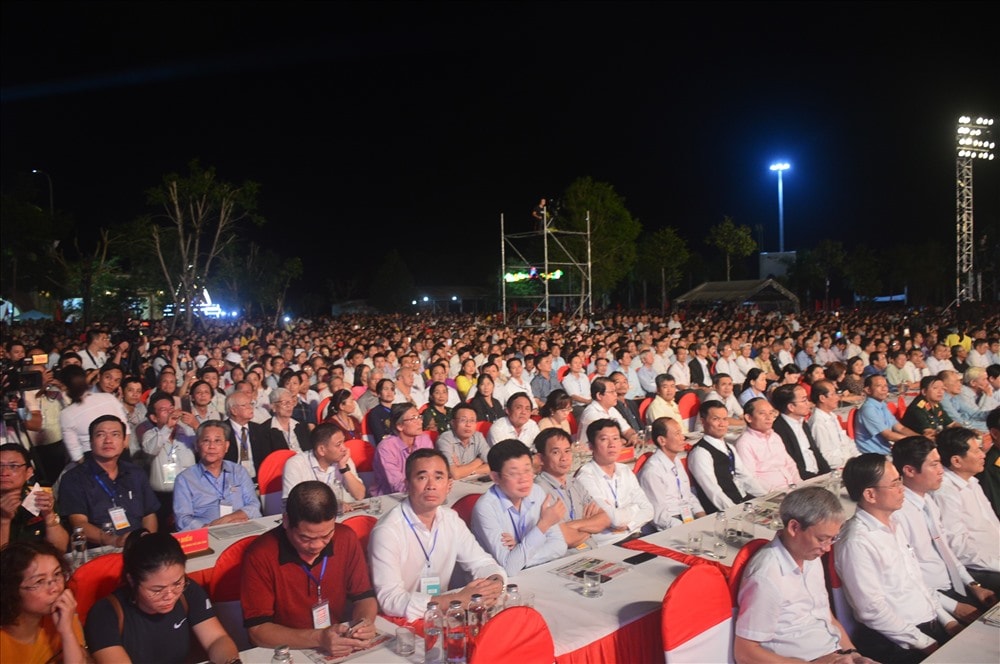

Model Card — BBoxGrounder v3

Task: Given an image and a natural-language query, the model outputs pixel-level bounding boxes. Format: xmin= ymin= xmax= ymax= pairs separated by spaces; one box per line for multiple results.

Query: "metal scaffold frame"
xmin=956 ymin=156 xmax=975 ymax=302
xmin=500 ymin=209 xmax=593 ymax=325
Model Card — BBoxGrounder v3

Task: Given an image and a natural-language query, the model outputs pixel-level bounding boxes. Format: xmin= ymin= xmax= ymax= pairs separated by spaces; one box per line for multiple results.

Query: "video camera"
xmin=2 ymin=353 xmax=48 ymax=394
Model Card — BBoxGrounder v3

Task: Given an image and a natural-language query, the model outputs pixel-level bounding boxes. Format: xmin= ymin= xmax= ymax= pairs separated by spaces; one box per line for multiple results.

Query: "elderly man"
xmin=771 ymin=384 xmax=831 ymax=480
xmin=689 ymin=400 xmax=765 ymax=513
xmin=735 ymin=486 xmax=872 ymax=663
xmin=667 ymin=346 xmax=692 ymax=391
xmin=854 ymin=376 xmax=920 ymax=454
xmin=638 ymin=417 xmax=705 ymax=530
xmin=242 ymin=481 xmax=378 ymax=657
xmin=487 ymin=392 xmax=541 ymax=450
xmin=576 ymin=377 xmax=639 ymax=446
xmin=734 ymin=397 xmax=802 ymax=492
xmin=835 ymin=454 xmax=959 ymax=662
xmin=223 ymin=390 xmax=284 ymax=480
xmin=808 ymin=380 xmax=860 ymax=469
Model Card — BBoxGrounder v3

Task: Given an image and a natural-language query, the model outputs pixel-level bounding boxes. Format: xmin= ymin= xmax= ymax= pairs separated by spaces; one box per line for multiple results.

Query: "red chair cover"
xmin=345 ymin=437 xmax=376 ymax=472
xmin=557 ymin=365 xmax=570 ymax=381
xmin=451 ymin=493 xmax=481 ymax=528
xmin=726 ymin=538 xmax=768 ymax=604
xmin=638 ymin=397 xmax=653 ymax=425
xmin=341 ymin=515 xmax=378 ymax=558
xmin=475 ymin=421 xmax=492 ymax=437
xmin=662 ymin=564 xmax=732 ymax=653
xmin=256 ymin=449 xmax=296 ymax=498
xmin=632 ymin=451 xmax=653 ymax=475
xmin=68 ymin=552 xmax=123 ymax=624
xmin=677 ymin=392 xmax=701 ymax=420
xmin=207 ymin=535 xmax=258 ymax=602
xmin=470 ymin=606 xmax=554 ymax=664
xmin=846 ymin=408 xmax=857 ymax=440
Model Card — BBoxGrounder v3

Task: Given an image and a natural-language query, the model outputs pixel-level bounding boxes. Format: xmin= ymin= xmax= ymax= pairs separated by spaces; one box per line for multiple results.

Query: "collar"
xmin=903 ymin=486 xmax=927 ymax=510
xmin=780 ymin=413 xmax=804 ymax=429
xmin=275 ymin=523 xmax=335 ymax=567
xmin=854 ymin=507 xmax=895 ymax=534
xmin=699 ymin=435 xmax=728 ymax=452
xmin=744 ymin=427 xmax=774 ymax=440
xmin=942 ymin=467 xmax=972 ymax=489
xmin=538 ymin=471 xmax=568 ymax=491
xmin=770 ymin=535 xmax=804 ymax=576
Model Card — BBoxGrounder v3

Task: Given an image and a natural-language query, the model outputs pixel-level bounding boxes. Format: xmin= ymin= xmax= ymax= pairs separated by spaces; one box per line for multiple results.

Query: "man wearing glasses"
xmin=771 ymin=384 xmax=831 ymax=480
xmin=735 ymin=486 xmax=871 ymax=663
xmin=242 ymin=481 xmax=377 ymax=658
xmin=433 ymin=404 xmax=490 ymax=480
xmin=835 ymin=453 xmax=959 ymax=662
xmin=223 ymin=391 xmax=284 ymax=481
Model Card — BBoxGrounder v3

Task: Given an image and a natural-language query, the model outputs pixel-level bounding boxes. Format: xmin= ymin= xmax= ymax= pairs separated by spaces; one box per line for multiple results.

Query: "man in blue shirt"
xmin=59 ymin=414 xmax=159 ymax=546
xmin=173 ymin=419 xmax=260 ymax=530
xmin=854 ymin=376 xmax=919 ymax=454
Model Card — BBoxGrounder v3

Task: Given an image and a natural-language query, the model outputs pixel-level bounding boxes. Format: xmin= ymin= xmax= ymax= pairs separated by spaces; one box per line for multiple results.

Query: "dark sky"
xmin=3 ymin=1 xmax=999 ymax=295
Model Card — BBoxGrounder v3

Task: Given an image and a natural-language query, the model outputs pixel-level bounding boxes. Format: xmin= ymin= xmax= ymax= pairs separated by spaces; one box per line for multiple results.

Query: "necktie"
xmin=240 ymin=426 xmax=249 ymax=463
xmin=923 ymin=500 xmax=966 ymax=596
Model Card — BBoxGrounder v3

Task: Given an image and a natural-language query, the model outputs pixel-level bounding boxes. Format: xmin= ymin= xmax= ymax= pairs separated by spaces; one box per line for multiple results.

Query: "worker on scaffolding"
xmin=531 ymin=198 xmax=548 ymax=232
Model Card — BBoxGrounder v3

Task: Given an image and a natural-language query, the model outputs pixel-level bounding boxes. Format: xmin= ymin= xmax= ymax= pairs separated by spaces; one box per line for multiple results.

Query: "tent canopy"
xmin=675 ymin=279 xmax=799 ymax=312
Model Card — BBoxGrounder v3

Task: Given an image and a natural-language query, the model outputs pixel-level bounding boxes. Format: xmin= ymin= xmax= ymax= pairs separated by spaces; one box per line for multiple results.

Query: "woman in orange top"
xmin=0 ymin=540 xmax=88 ymax=663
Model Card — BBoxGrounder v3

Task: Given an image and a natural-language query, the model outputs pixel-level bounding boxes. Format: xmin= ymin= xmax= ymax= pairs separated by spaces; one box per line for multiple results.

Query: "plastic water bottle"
xmin=424 ymin=601 xmax=444 ymax=664
xmin=445 ymin=599 xmax=467 ymax=663
xmin=466 ymin=593 xmax=487 ymax=639
xmin=270 ymin=645 xmax=292 ymax=663
xmin=101 ymin=522 xmax=117 ymax=551
xmin=504 ymin=583 xmax=521 ymax=607
xmin=71 ymin=527 xmax=88 ymax=568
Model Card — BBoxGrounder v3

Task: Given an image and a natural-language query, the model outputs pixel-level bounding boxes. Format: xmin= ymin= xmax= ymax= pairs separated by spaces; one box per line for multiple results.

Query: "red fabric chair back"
xmin=677 ymin=392 xmax=701 ymax=420
xmin=316 ymin=396 xmax=332 ymax=422
xmin=423 ymin=429 xmax=439 ymax=444
xmin=207 ymin=535 xmax=258 ymax=602
xmin=68 ymin=552 xmax=123 ymax=624
xmin=475 ymin=420 xmax=492 ymax=437
xmin=846 ymin=408 xmax=857 ymax=440
xmin=886 ymin=401 xmax=900 ymax=420
xmin=638 ymin=396 xmax=653 ymax=425
xmin=632 ymin=451 xmax=653 ymax=475
xmin=726 ymin=538 xmax=769 ymax=604
xmin=823 ymin=546 xmax=858 ymax=639
xmin=567 ymin=411 xmax=578 ymax=435
xmin=661 ymin=564 xmax=732 ymax=660
xmin=470 ymin=606 xmax=554 ymax=664
xmin=341 ymin=515 xmax=378 ymax=558
xmin=140 ymin=388 xmax=152 ymax=405
xmin=257 ymin=449 xmax=297 ymax=497
xmin=345 ymin=437 xmax=376 ymax=472
xmin=556 ymin=365 xmax=570 ymax=381
xmin=451 ymin=493 xmax=481 ymax=528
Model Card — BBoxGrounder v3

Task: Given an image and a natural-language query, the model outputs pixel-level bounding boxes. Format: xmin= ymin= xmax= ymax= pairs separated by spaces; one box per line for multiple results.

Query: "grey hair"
xmin=779 ymin=486 xmax=845 ymax=529
xmin=269 ymin=387 xmax=292 ymax=405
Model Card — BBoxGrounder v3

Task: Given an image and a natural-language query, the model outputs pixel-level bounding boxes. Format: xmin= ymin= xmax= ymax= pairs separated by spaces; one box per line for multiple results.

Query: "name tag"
xmin=109 ymin=506 xmax=130 ymax=531
xmin=219 ymin=502 xmax=234 ymax=517
xmin=311 ymin=600 xmax=331 ymax=629
xmin=680 ymin=505 xmax=694 ymax=523
xmin=161 ymin=462 xmax=178 ymax=485
xmin=419 ymin=576 xmax=441 ymax=596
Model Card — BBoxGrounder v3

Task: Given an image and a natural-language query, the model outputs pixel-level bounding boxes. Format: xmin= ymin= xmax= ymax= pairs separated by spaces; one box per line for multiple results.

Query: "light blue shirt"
xmin=854 ymin=398 xmax=895 ymax=454
xmin=172 ymin=460 xmax=261 ymax=530
xmin=471 ymin=483 xmax=567 ymax=575
xmin=942 ymin=389 xmax=988 ymax=427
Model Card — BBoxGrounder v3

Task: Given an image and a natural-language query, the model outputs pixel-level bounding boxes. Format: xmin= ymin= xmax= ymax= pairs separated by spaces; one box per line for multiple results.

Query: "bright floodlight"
xmin=956 ymin=116 xmax=995 ymax=160
xmin=768 ymin=162 xmax=791 ymax=251
xmin=769 ymin=162 xmax=790 ymax=171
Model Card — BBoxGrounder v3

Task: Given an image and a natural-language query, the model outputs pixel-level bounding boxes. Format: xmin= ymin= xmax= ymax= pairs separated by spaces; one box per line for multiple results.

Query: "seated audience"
xmin=854 ymin=375 xmax=919 ymax=454
xmin=807 ymin=380 xmax=860 ymax=469
xmin=575 ymin=377 xmax=639 ymax=446
xmin=688 ymin=400 xmax=765 ymax=513
xmin=282 ymin=422 xmax=365 ymax=505
xmin=534 ymin=427 xmax=610 ymax=548
xmin=637 ymin=417 xmax=705 ymax=530
xmin=771 ymin=384 xmax=831 ymax=480
xmin=433 ymin=404 xmax=490 ymax=479
xmin=0 ymin=444 xmax=68 ymax=550
xmin=371 ymin=404 xmax=434 ymax=496
xmin=734 ymin=397 xmax=802 ymax=492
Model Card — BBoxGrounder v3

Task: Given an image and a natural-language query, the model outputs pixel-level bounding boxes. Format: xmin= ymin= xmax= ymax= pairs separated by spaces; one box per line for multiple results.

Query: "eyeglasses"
xmin=20 ymin=571 xmax=67 ymax=592
xmin=0 ymin=463 xmax=28 ymax=472
xmin=455 ymin=418 xmax=477 ymax=425
xmin=401 ymin=415 xmax=422 ymax=423
xmin=871 ymin=479 xmax=904 ymax=490
xmin=501 ymin=470 xmax=534 ymax=481
xmin=140 ymin=576 xmax=189 ymax=598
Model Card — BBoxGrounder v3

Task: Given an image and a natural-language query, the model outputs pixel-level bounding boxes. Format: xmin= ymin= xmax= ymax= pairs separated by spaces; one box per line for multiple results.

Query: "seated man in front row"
xmin=735 ymin=486 xmax=875 ymax=664
xmin=637 ymin=417 xmax=704 ymax=530
xmin=241 ymin=481 xmax=378 ymax=659
xmin=471 ymin=439 xmax=568 ymax=575
xmin=368 ymin=448 xmax=505 ymax=620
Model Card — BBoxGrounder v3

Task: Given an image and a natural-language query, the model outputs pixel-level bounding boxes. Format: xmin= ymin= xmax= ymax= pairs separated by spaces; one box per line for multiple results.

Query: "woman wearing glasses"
xmin=0 ymin=540 xmax=88 ymax=663
xmin=85 ymin=530 xmax=239 ymax=664
xmin=371 ymin=404 xmax=433 ymax=496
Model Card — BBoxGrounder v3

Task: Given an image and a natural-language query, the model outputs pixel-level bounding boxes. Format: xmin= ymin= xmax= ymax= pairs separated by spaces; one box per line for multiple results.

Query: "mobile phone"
xmin=345 ymin=618 xmax=365 ymax=637
xmin=573 ymin=570 xmax=612 ymax=583
xmin=623 ymin=552 xmax=656 ymax=565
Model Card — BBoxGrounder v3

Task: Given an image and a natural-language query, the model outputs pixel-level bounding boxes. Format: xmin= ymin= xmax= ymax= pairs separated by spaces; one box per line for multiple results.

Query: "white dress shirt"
xmin=637 ymin=449 xmax=702 ymax=530
xmin=503 ymin=377 xmax=535 ymax=406
xmin=486 ymin=417 xmax=540 ymax=450
xmin=807 ymin=408 xmax=859 ymax=470
xmin=576 ymin=401 xmax=631 ymax=444
xmin=735 ymin=536 xmax=842 ymax=660
xmin=688 ymin=435 xmax=766 ymax=511
xmin=834 ymin=509 xmax=953 ymax=651
xmin=574 ymin=460 xmax=654 ymax=545
xmin=714 ymin=356 xmax=744 ymax=385
xmin=60 ymin=392 xmax=132 ymax=462
xmin=281 ymin=450 xmax=361 ymax=504
xmin=896 ymin=487 xmax=974 ymax=614
xmin=779 ymin=413 xmax=819 ymax=475
xmin=667 ymin=360 xmax=692 ymax=387
xmin=933 ymin=468 xmax=1000 ymax=572
xmin=471 ymin=484 xmax=567 ymax=576
xmin=561 ymin=371 xmax=592 ymax=403
xmin=369 ymin=499 xmax=505 ymax=620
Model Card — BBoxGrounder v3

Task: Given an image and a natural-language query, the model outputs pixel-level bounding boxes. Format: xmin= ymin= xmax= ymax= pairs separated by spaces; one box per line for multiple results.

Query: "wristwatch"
xmin=969 ymin=581 xmax=982 ymax=588
xmin=836 ymin=648 xmax=858 ymax=655
xmin=339 ymin=465 xmax=351 ymax=474
xmin=45 ymin=514 xmax=61 ymax=526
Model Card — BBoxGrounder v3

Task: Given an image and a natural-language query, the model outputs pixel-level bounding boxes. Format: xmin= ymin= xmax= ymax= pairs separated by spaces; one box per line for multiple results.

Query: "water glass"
xmin=582 ymin=571 xmax=603 ymax=598
xmin=827 ymin=469 xmax=842 ymax=495
xmin=369 ymin=497 xmax=382 ymax=515
xmin=712 ymin=537 xmax=727 ymax=559
xmin=395 ymin=626 xmax=415 ymax=655
xmin=521 ymin=591 xmax=535 ymax=608
xmin=687 ymin=531 xmax=703 ymax=554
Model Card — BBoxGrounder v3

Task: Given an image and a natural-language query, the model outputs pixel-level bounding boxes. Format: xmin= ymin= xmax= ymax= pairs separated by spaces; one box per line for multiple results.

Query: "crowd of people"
xmin=2 ymin=303 xmax=999 ymax=662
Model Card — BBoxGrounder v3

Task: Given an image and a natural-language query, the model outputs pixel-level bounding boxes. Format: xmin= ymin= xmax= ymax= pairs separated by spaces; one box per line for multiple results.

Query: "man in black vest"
xmin=771 ymin=384 xmax=831 ymax=480
xmin=687 ymin=400 xmax=765 ymax=514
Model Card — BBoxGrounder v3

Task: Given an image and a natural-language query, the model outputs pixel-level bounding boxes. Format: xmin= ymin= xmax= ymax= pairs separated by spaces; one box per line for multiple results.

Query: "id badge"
xmin=108 ymin=506 xmax=130 ymax=531
xmin=419 ymin=576 xmax=441 ymax=596
xmin=680 ymin=505 xmax=694 ymax=523
xmin=219 ymin=502 xmax=234 ymax=517
xmin=311 ymin=600 xmax=331 ymax=629
xmin=161 ymin=462 xmax=178 ymax=485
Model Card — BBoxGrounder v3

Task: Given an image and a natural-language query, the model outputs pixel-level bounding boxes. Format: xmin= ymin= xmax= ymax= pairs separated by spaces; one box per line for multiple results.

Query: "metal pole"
xmin=500 ymin=213 xmax=507 ymax=321
xmin=777 ymin=169 xmax=785 ymax=253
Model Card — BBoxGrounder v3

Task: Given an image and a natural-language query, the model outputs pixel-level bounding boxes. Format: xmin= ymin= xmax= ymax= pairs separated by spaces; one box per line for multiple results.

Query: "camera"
xmin=2 ymin=354 xmax=48 ymax=393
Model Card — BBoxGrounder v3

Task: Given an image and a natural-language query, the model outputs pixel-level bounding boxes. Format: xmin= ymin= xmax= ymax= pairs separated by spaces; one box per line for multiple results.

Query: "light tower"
xmin=955 ymin=116 xmax=995 ymax=302
xmin=769 ymin=162 xmax=790 ymax=252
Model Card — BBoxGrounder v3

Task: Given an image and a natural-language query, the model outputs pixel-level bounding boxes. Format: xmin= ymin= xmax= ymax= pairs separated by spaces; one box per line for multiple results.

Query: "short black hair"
xmin=285 ymin=481 xmax=338 ymax=527
xmin=487 ymin=439 xmax=532 ymax=473
xmin=405 ymin=448 xmax=451 ymax=481
xmin=936 ymin=427 xmax=978 ymax=469
xmin=88 ymin=414 xmax=126 ymax=440
xmin=843 ymin=453 xmax=888 ymax=502
xmin=534 ymin=427 xmax=572 ymax=456
xmin=891 ymin=436 xmax=937 ymax=476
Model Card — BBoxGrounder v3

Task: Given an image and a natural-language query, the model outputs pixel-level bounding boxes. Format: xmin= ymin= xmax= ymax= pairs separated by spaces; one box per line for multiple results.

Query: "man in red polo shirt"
xmin=242 ymin=481 xmax=377 ymax=657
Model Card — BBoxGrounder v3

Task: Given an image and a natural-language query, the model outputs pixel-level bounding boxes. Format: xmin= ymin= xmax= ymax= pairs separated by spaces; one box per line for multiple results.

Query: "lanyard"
xmin=544 ymin=475 xmax=575 ymax=519
xmin=492 ymin=486 xmax=528 ymax=542
xmin=94 ymin=474 xmax=118 ymax=506
xmin=202 ymin=466 xmax=228 ymax=500
xmin=670 ymin=464 xmax=683 ymax=495
xmin=604 ymin=475 xmax=619 ymax=508
xmin=301 ymin=556 xmax=328 ymax=601
xmin=401 ymin=507 xmax=439 ymax=567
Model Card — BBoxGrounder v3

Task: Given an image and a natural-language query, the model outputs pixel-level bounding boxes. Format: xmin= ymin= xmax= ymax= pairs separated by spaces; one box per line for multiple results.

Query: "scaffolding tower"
xmin=955 ymin=115 xmax=995 ymax=303
xmin=500 ymin=208 xmax=593 ymax=325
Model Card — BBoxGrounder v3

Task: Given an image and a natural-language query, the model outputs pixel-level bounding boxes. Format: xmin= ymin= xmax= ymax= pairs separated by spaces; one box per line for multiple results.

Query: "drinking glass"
xmin=582 ymin=571 xmax=603 ymax=598
xmin=521 ymin=591 xmax=535 ymax=608
xmin=395 ymin=626 xmax=415 ymax=655
xmin=369 ymin=497 xmax=382 ymax=515
xmin=687 ymin=531 xmax=703 ymax=554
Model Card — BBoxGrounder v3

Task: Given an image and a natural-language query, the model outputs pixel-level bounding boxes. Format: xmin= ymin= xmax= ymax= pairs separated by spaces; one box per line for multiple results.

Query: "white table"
xmin=225 ymin=616 xmax=421 ymax=663
xmin=924 ymin=608 xmax=1000 ymax=663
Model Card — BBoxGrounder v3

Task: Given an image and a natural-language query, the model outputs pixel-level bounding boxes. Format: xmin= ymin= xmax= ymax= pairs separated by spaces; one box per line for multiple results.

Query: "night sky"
xmin=3 ymin=1 xmax=999 ymax=296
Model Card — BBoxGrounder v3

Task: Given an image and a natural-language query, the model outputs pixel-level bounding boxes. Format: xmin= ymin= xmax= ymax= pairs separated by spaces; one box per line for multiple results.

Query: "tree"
xmin=843 ymin=244 xmax=883 ymax=301
xmin=788 ymin=239 xmax=846 ymax=308
xmin=145 ymin=160 xmax=262 ymax=330
xmin=706 ymin=216 xmax=756 ymax=281
xmin=558 ymin=177 xmax=642 ymax=299
xmin=368 ymin=249 xmax=416 ymax=312
xmin=636 ymin=227 xmax=690 ymax=310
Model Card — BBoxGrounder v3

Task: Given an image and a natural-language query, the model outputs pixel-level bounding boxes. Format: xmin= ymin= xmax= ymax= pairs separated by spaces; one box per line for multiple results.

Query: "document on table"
xmin=209 ymin=521 xmax=268 ymax=539
xmin=551 ymin=557 xmax=631 ymax=581
xmin=303 ymin=631 xmax=393 ymax=663
xmin=981 ymin=602 xmax=1000 ymax=628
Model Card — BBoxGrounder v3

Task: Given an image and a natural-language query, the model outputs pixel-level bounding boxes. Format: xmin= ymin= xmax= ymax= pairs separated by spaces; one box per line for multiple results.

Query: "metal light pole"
xmin=955 ymin=116 xmax=994 ymax=303
xmin=769 ymin=162 xmax=790 ymax=252
xmin=32 ymin=169 xmax=54 ymax=217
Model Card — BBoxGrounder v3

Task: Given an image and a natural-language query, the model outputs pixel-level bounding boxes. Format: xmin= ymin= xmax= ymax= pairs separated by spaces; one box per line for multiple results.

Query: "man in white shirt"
xmin=695 ymin=373 xmax=743 ymax=431
xmin=368 ymin=449 xmax=505 ymax=620
xmin=688 ymin=400 xmax=765 ymax=514
xmin=713 ymin=343 xmax=744 ymax=386
xmin=934 ymin=427 xmax=1000 ymax=592
xmin=282 ymin=423 xmax=366 ymax=506
xmin=503 ymin=357 xmax=535 ymax=407
xmin=576 ymin=377 xmax=639 ymax=446
xmin=836 ymin=453 xmax=959 ymax=662
xmin=638 ymin=417 xmax=704 ymax=530
xmin=667 ymin=346 xmax=692 ymax=391
xmin=735 ymin=486 xmax=871 ymax=663
xmin=771 ymin=384 xmax=831 ymax=481
xmin=651 ymin=337 xmax=673 ymax=376
xmin=891 ymin=436 xmax=996 ymax=623
xmin=777 ymin=337 xmax=796 ymax=370
xmin=807 ymin=380 xmax=860 ymax=469
xmin=926 ymin=343 xmax=956 ymax=376
xmin=471 ymin=439 xmax=568 ymax=575
xmin=574 ymin=419 xmax=654 ymax=545
xmin=534 ymin=428 xmax=610 ymax=549
xmin=486 ymin=392 xmax=540 ymax=450
xmin=734 ymin=397 xmax=802 ymax=492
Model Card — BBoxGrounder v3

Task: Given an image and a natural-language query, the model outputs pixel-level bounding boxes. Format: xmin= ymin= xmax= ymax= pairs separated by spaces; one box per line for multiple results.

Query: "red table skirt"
xmin=554 ymin=610 xmax=662 ymax=663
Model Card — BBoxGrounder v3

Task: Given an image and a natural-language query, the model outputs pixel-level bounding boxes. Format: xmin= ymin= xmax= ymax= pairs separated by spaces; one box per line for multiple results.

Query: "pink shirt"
xmin=734 ymin=427 xmax=802 ymax=492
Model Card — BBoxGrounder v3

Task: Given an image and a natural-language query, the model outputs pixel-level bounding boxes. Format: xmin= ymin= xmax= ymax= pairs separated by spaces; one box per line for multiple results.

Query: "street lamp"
xmin=769 ymin=162 xmax=790 ymax=252
xmin=31 ymin=169 xmax=54 ymax=217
